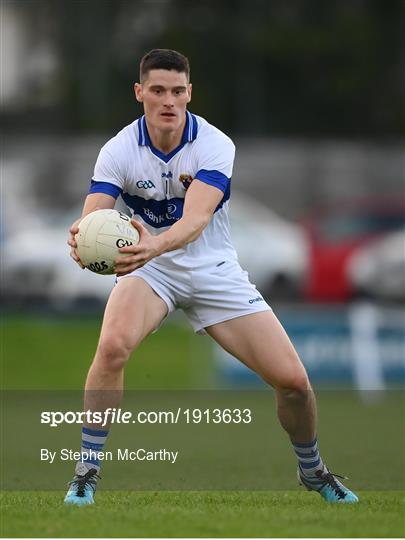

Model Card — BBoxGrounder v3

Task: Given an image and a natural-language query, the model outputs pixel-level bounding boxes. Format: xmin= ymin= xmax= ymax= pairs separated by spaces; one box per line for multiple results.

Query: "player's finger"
xmin=114 ymin=264 xmax=139 ymax=273
xmin=71 ymin=255 xmax=85 ymax=269
xmin=130 ymin=219 xmax=147 ymax=236
xmin=70 ymin=248 xmax=85 ymax=268
xmin=71 ymin=256 xmax=85 ymax=269
xmin=68 ymin=238 xmax=77 ymax=248
xmin=115 ymin=258 xmax=145 ymax=272
xmin=115 ymin=263 xmax=144 ymax=276
xmin=114 ymin=252 xmax=145 ymax=265
xmin=115 ymin=266 xmax=135 ymax=276
xmin=117 ymin=244 xmax=142 ymax=254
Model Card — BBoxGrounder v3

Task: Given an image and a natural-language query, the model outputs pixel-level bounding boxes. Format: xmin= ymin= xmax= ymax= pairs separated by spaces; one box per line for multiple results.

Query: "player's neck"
xmin=146 ymin=117 xmax=186 ymax=155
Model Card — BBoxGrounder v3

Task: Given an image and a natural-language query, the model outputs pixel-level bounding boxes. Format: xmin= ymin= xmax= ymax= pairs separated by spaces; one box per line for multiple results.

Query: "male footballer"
xmin=65 ymin=49 xmax=358 ymax=505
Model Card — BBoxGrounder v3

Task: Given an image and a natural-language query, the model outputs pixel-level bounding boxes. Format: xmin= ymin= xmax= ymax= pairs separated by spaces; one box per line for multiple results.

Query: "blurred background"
xmin=1 ymin=0 xmax=404 ymax=392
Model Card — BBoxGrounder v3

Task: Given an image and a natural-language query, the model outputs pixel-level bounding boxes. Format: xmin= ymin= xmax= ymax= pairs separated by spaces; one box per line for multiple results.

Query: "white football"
xmin=75 ymin=209 xmax=139 ymax=275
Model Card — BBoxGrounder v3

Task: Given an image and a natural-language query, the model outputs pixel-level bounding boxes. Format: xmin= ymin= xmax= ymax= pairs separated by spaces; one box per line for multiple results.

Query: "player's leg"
xmin=84 ymin=276 xmax=168 ymax=410
xmin=206 ymin=310 xmax=316 ymax=442
xmin=65 ymin=277 xmax=168 ymax=505
xmin=205 ymin=310 xmax=358 ymax=503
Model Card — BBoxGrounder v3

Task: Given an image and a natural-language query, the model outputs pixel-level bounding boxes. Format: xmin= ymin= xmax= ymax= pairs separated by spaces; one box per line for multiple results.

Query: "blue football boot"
xmin=64 ymin=463 xmax=100 ymax=506
xmin=298 ymin=466 xmax=359 ymax=503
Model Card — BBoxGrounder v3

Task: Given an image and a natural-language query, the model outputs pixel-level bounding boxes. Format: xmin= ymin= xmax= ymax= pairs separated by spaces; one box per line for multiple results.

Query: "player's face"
xmin=134 ymin=70 xmax=192 ymax=133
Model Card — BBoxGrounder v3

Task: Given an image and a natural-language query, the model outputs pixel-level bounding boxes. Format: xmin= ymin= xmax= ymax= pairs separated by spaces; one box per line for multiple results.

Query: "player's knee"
xmin=278 ymin=372 xmax=312 ymax=404
xmin=274 ymin=366 xmax=311 ymax=396
xmin=96 ymin=334 xmax=134 ymax=372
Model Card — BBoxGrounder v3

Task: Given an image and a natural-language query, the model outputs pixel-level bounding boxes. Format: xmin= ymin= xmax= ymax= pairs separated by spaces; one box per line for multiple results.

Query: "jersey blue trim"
xmin=122 ymin=188 xmax=229 ymax=229
xmin=216 ymin=181 xmax=231 ymax=211
xmin=137 ymin=111 xmax=198 ymax=163
xmin=149 ymin=142 xmax=187 ymax=163
xmin=195 ymin=169 xmax=230 ymax=194
xmin=89 ymin=180 xmax=122 ymax=199
xmin=191 ymin=112 xmax=198 ymax=139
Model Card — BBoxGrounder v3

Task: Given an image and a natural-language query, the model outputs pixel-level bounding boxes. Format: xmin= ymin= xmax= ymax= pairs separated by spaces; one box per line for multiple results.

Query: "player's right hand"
xmin=68 ymin=218 xmax=85 ymax=269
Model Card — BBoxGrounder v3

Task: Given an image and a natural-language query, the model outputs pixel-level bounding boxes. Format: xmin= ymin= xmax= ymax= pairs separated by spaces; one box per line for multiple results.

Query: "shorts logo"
xmin=179 ymin=174 xmax=193 ymax=190
xmin=249 ymin=296 xmax=264 ymax=304
xmin=136 ymin=180 xmax=155 ymax=189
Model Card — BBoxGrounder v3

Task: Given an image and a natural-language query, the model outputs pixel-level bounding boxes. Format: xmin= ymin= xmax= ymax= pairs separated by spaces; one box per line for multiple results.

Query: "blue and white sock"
xmin=292 ymin=436 xmax=327 ymax=477
xmin=79 ymin=427 xmax=109 ymax=473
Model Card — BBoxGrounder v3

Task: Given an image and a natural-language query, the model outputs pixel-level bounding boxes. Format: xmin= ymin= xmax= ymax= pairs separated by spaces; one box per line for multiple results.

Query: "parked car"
xmin=2 ymin=192 xmax=308 ymax=307
xmin=229 ymin=192 xmax=308 ymax=299
xmin=347 ymin=229 xmax=405 ymax=302
xmin=1 ymin=210 xmax=115 ymax=309
xmin=303 ymin=196 xmax=405 ymax=302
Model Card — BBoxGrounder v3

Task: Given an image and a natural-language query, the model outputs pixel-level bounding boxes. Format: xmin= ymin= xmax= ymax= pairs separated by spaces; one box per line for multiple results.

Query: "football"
xmin=75 ymin=209 xmax=139 ymax=274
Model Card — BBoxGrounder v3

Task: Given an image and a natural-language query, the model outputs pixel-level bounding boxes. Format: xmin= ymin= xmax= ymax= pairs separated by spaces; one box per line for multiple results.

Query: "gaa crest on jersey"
xmin=179 ymin=174 xmax=193 ymax=190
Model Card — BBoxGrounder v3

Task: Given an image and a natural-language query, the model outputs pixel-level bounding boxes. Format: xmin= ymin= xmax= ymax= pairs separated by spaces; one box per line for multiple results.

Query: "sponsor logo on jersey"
xmin=143 ymin=203 xmax=179 ymax=225
xmin=121 ymin=193 xmax=185 ymax=228
xmin=136 ymin=180 xmax=155 ymax=189
xmin=161 ymin=171 xmax=173 ymax=179
xmin=179 ymin=174 xmax=193 ymax=190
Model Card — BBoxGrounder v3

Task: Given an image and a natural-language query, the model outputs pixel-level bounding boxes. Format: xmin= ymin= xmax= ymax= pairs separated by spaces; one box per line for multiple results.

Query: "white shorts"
xmin=118 ymin=259 xmax=272 ymax=334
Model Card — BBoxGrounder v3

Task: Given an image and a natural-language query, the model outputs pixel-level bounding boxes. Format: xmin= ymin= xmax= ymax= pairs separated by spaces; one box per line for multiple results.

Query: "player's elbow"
xmin=193 ymin=214 xmax=211 ymax=239
xmin=199 ymin=212 xmax=212 ymax=230
xmin=185 ymin=212 xmax=211 ymax=239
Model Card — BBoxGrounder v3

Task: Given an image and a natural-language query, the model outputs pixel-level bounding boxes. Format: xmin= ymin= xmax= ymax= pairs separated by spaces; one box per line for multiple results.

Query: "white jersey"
xmin=90 ymin=111 xmax=237 ymax=269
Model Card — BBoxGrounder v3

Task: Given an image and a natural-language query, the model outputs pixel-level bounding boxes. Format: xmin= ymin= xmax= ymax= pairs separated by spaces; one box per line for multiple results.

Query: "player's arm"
xmin=158 ymin=179 xmax=223 ymax=250
xmin=68 ymin=193 xmax=116 ymax=267
xmin=114 ymin=179 xmax=223 ymax=275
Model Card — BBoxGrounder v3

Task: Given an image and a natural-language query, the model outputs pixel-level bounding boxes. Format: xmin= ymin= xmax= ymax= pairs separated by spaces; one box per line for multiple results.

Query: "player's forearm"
xmin=156 ymin=212 xmax=211 ymax=254
xmin=82 ymin=193 xmax=116 ymax=217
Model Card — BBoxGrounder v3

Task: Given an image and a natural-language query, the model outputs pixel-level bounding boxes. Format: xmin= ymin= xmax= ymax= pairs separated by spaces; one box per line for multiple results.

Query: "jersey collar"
xmin=137 ymin=110 xmax=198 ymax=152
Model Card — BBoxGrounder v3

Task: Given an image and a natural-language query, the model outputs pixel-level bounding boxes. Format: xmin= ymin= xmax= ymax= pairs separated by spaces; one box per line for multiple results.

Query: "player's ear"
xmin=134 ymin=83 xmax=143 ymax=103
xmin=187 ymin=83 xmax=192 ymax=103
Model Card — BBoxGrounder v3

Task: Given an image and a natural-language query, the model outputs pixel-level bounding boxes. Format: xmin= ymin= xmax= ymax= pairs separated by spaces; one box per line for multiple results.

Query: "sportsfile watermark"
xmin=40 ymin=407 xmax=253 ymax=427
xmin=2 ymin=390 xmax=404 ymax=490
xmin=40 ymin=448 xmax=179 ymax=465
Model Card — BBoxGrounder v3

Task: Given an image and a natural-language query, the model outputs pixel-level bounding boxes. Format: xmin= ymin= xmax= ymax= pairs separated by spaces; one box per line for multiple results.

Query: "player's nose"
xmin=163 ymin=100 xmax=175 ymax=109
xmin=162 ymin=93 xmax=175 ymax=107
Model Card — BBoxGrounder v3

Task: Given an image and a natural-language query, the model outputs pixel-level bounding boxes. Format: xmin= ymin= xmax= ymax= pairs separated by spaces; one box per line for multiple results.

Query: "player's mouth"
xmin=160 ymin=112 xmax=176 ymax=118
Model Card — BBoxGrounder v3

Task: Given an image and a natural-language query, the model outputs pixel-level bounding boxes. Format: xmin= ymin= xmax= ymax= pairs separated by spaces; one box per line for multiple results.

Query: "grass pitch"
xmin=1 ymin=315 xmax=404 ymax=537
xmin=1 ymin=490 xmax=404 ymax=538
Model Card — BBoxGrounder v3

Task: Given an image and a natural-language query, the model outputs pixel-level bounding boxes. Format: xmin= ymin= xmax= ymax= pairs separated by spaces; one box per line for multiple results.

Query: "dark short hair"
xmin=140 ymin=49 xmax=190 ymax=82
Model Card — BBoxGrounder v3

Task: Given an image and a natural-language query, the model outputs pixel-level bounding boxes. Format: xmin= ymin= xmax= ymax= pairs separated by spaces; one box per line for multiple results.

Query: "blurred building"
xmin=1 ymin=0 xmax=404 ymax=393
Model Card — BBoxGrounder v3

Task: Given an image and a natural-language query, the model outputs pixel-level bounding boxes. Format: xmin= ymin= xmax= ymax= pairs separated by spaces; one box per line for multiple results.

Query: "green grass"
xmin=1 ymin=491 xmax=404 ymax=538
xmin=1 ymin=315 xmax=404 ymax=537
xmin=1 ymin=314 xmax=215 ymax=390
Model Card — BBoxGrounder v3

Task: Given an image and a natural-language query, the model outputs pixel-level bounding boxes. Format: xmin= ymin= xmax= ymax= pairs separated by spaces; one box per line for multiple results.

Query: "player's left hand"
xmin=114 ymin=219 xmax=162 ymax=276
